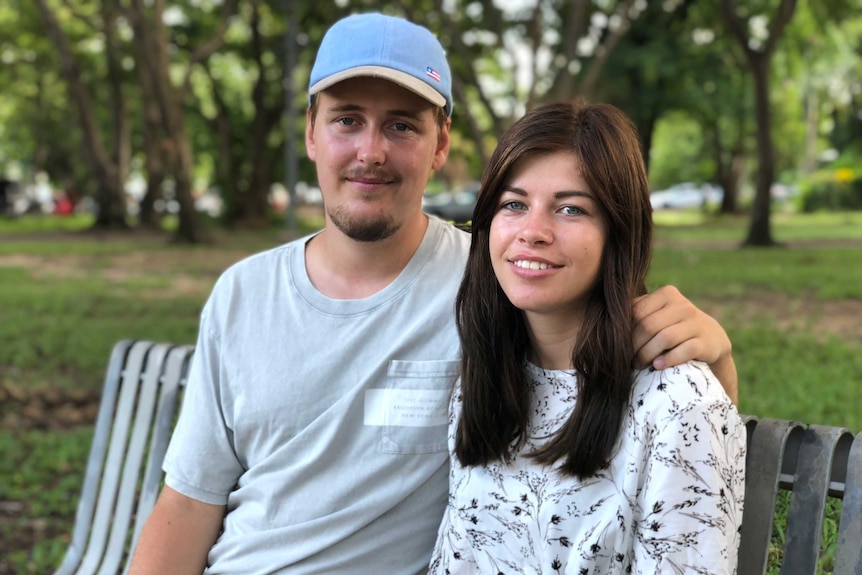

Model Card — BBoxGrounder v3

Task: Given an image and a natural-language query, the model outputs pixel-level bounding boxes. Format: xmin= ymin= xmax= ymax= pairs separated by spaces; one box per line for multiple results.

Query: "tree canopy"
xmin=0 ymin=0 xmax=859 ymax=245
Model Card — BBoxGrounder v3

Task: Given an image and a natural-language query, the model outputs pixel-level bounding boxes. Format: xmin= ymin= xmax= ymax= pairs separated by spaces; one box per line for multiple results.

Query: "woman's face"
xmin=489 ymin=150 xmax=607 ymax=327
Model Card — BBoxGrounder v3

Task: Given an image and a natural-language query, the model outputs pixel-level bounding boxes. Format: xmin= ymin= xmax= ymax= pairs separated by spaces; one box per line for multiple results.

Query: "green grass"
xmin=651 ymin=246 xmax=862 ymax=299
xmin=653 ymin=210 xmax=862 ymax=244
xmin=733 ymin=329 xmax=862 ymax=431
xmin=0 ymin=210 xmax=859 ymax=573
xmin=0 ymin=213 xmax=95 ymax=234
xmin=0 ymin=428 xmax=93 ymax=574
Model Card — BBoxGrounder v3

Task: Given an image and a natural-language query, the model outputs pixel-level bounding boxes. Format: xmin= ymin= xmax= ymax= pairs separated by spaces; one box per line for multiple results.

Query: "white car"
xmin=650 ymin=183 xmax=722 ymax=210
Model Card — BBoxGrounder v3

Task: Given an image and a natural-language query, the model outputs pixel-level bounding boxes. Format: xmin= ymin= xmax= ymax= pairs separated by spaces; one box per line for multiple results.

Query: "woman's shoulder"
xmin=629 ymin=360 xmax=733 ymax=424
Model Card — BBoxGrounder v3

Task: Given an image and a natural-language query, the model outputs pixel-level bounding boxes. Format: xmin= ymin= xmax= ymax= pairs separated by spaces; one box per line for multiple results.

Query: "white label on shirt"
xmin=364 ymin=389 xmax=449 ymax=427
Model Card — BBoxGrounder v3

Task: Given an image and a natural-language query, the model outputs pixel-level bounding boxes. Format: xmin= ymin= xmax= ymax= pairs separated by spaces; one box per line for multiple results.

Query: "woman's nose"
xmin=518 ymin=211 xmax=553 ymax=245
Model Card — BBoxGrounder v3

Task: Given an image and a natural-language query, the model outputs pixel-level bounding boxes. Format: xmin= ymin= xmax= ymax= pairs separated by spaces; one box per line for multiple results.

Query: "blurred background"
xmin=0 ymin=0 xmax=859 ymax=239
xmin=0 ymin=0 xmax=861 ymax=572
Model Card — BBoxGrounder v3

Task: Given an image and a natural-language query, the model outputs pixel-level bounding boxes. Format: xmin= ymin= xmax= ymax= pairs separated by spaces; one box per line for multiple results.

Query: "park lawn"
xmin=0 ymin=210 xmax=860 ymax=574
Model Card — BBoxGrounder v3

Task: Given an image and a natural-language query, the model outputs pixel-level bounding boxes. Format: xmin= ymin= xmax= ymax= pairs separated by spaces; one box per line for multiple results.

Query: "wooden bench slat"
xmin=54 ymin=340 xmax=134 ymax=575
xmin=72 ymin=341 xmax=154 ymax=575
xmin=127 ymin=344 xmax=193 ymax=564
xmin=98 ymin=343 xmax=171 ymax=575
xmin=834 ymin=431 xmax=862 ymax=574
xmin=738 ymin=418 xmax=804 ymax=575
xmin=53 ymin=341 xmax=192 ymax=575
xmin=781 ymin=425 xmax=854 ymax=575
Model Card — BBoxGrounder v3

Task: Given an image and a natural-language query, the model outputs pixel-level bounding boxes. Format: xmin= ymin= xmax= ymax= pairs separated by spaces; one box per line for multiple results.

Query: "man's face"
xmin=306 ymin=77 xmax=450 ymax=242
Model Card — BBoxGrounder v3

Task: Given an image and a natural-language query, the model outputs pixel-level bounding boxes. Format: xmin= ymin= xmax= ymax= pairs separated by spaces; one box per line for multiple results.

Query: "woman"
xmin=429 ymin=102 xmax=745 ymax=574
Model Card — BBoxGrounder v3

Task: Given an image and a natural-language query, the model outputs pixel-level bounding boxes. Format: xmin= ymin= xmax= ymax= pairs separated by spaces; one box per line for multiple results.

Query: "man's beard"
xmin=328 ymin=205 xmax=400 ymax=242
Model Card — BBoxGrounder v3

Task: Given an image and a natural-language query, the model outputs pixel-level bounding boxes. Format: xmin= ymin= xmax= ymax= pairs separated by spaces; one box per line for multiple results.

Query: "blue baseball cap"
xmin=309 ymin=13 xmax=453 ymax=116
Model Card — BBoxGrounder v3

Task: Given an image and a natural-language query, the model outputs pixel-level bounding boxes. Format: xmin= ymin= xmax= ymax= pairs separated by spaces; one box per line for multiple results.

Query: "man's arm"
xmin=632 ymin=285 xmax=738 ymax=405
xmin=128 ymin=486 xmax=225 ymax=575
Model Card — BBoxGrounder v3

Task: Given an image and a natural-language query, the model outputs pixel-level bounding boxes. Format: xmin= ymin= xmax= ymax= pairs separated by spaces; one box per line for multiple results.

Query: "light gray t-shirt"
xmin=163 ymin=216 xmax=471 ymax=574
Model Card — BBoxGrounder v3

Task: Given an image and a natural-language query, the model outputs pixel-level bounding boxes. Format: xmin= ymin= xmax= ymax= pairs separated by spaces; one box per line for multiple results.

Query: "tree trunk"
xmin=721 ymin=0 xmax=797 ymax=247
xmin=707 ymin=121 xmax=743 ymax=215
xmin=127 ymin=0 xmax=200 ymax=242
xmin=131 ymin=7 xmax=167 ymax=230
xmin=233 ymin=0 xmax=279 ymax=228
xmin=35 ymin=0 xmax=127 ymax=229
xmin=743 ymin=55 xmax=777 ymax=246
xmin=126 ymin=0 xmax=237 ymax=242
xmin=719 ymin=150 xmax=745 ymax=214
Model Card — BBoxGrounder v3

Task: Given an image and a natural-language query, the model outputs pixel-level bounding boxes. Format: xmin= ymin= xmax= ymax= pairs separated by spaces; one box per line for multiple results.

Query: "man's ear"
xmin=432 ymin=118 xmax=452 ymax=171
xmin=305 ymin=108 xmax=316 ymax=162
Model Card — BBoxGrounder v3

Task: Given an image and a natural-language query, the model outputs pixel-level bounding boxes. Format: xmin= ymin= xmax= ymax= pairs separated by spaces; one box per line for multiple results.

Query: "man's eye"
xmin=337 ymin=117 xmax=356 ymax=126
xmin=393 ymin=122 xmax=412 ymax=132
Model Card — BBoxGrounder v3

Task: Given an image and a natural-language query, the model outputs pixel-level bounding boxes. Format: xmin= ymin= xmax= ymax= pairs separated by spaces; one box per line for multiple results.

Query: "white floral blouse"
xmin=429 ymin=361 xmax=745 ymax=575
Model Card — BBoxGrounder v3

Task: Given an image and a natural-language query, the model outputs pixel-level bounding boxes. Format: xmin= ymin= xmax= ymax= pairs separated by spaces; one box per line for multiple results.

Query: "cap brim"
xmin=309 ymin=66 xmax=446 ymax=109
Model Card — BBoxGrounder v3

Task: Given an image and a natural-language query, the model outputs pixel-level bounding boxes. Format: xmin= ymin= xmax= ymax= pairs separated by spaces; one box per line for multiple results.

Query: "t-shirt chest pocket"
xmin=364 ymin=360 xmax=459 ymax=454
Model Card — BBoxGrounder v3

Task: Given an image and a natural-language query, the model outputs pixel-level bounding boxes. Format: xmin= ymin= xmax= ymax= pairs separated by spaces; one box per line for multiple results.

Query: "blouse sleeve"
xmin=633 ymin=378 xmax=746 ymax=574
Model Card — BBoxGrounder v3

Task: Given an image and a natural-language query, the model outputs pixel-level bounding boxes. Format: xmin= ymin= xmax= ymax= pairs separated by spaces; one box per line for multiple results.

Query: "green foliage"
xmin=648 ymin=112 xmax=713 ymax=190
xmin=795 ymin=161 xmax=862 ymax=213
xmin=796 ymin=176 xmax=862 ymax=213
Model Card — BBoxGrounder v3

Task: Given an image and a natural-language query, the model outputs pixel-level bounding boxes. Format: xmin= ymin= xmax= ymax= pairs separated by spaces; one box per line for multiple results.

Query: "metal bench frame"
xmin=55 ymin=340 xmax=862 ymax=574
xmin=55 ymin=340 xmax=193 ymax=575
xmin=740 ymin=416 xmax=862 ymax=574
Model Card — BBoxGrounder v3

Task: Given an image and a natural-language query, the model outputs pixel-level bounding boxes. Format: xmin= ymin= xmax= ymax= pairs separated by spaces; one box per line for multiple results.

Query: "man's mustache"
xmin=341 ymin=168 xmax=400 ymax=184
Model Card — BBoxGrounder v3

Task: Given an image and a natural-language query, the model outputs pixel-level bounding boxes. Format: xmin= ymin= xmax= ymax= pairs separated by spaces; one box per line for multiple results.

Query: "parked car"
xmin=423 ymin=187 xmax=478 ymax=223
xmin=650 ymin=182 xmax=723 ymax=210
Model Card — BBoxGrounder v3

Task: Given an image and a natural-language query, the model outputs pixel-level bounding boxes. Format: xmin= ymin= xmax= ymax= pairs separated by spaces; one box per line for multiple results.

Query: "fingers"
xmin=634 ymin=316 xmax=707 ymax=370
xmin=632 ymin=285 xmax=738 ymax=403
xmin=632 ymin=285 xmax=722 ymax=369
xmin=632 ymin=286 xmax=697 ymax=367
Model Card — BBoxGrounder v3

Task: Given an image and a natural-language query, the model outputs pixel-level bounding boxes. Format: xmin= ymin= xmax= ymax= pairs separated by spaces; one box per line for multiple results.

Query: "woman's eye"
xmin=502 ymin=201 xmax=526 ymax=211
xmin=561 ymin=205 xmax=584 ymax=216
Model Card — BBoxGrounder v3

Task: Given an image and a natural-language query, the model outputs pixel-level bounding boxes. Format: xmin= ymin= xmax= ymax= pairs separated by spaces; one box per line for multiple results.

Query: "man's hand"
xmin=633 ymin=285 xmax=738 ymax=404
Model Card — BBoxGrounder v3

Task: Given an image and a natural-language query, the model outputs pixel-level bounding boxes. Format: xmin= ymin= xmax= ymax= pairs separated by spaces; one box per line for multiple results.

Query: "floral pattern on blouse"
xmin=429 ymin=361 xmax=745 ymax=575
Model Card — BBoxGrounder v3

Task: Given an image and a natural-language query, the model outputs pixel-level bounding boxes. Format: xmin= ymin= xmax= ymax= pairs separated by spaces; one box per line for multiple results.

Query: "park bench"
xmin=55 ymin=340 xmax=862 ymax=574
xmin=54 ymin=340 xmax=193 ymax=575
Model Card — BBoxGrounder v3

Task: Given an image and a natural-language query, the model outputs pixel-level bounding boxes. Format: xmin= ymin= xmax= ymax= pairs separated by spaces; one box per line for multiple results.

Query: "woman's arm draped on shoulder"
xmin=128 ymin=486 xmax=225 ymax=575
xmin=632 ymin=285 xmax=738 ymax=404
xmin=633 ymin=370 xmax=746 ymax=572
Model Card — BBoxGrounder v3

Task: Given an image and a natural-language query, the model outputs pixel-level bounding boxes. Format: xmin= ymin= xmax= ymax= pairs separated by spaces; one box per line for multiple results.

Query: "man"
xmin=129 ymin=12 xmax=736 ymax=575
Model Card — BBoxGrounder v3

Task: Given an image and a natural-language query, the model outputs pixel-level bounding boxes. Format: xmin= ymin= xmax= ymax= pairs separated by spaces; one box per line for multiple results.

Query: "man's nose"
xmin=357 ymin=129 xmax=386 ymax=165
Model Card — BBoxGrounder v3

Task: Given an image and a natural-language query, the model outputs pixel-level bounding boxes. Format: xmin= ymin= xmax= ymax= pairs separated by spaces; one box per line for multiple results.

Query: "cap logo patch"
xmin=426 ymin=66 xmax=441 ymax=82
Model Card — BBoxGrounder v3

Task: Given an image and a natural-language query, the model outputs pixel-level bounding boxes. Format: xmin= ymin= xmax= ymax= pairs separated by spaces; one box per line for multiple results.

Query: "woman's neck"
xmin=525 ymin=312 xmax=581 ymax=371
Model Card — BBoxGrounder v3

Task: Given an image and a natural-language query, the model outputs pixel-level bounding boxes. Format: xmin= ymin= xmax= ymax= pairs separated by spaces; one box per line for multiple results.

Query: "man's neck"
xmin=305 ymin=213 xmax=429 ymax=299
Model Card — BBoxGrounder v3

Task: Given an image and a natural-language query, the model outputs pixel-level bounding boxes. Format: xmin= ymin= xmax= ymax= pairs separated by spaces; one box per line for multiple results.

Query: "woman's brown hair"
xmin=454 ymin=102 xmax=653 ymax=478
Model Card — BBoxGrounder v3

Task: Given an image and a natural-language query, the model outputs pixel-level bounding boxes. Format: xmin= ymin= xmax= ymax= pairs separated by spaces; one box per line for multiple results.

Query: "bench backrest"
xmin=739 ymin=416 xmax=862 ymax=574
xmin=56 ymin=340 xmax=862 ymax=574
xmin=54 ymin=340 xmax=193 ymax=575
